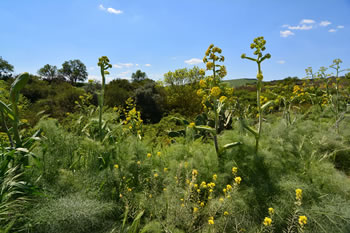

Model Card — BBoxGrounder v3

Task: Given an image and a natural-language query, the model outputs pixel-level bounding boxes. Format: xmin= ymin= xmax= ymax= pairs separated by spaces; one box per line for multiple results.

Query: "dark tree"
xmin=131 ymin=70 xmax=147 ymax=82
xmin=38 ymin=64 xmax=58 ymax=81
xmin=59 ymin=59 xmax=88 ymax=84
xmin=0 ymin=56 xmax=14 ymax=78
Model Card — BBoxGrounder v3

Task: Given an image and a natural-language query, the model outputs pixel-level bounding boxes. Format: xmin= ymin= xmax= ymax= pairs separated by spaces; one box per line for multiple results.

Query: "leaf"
xmin=261 ymin=100 xmax=274 ymax=111
xmin=128 ymin=210 xmax=144 ymax=233
xmin=10 ymin=73 xmax=30 ymax=103
xmin=0 ymin=100 xmax=15 ymax=121
xmin=195 ymin=125 xmax=216 ymax=135
xmin=223 ymin=142 xmax=242 ymax=149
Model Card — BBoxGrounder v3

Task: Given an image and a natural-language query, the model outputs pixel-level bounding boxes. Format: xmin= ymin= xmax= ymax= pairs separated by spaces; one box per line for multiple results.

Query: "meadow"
xmin=1 ymin=38 xmax=350 ymax=233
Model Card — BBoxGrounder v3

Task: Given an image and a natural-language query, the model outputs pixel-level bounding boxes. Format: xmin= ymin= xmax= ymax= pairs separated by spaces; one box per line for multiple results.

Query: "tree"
xmin=0 ymin=56 xmax=14 ymax=78
xmin=59 ymin=59 xmax=88 ymax=84
xmin=37 ymin=64 xmax=58 ymax=81
xmin=164 ymin=66 xmax=204 ymax=86
xmin=131 ymin=70 xmax=147 ymax=82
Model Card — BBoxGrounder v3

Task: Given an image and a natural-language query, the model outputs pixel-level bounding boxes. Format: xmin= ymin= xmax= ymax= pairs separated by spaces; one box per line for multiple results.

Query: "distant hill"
xmin=223 ymin=78 xmax=256 ymax=87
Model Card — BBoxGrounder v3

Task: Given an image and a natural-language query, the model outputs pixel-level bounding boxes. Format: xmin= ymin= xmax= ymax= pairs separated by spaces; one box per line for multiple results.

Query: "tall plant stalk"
xmin=241 ymin=37 xmax=271 ymax=154
xmin=97 ymin=56 xmax=112 ymax=141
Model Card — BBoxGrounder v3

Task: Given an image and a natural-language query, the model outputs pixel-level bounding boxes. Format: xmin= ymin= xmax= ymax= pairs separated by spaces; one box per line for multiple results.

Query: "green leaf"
xmin=195 ymin=125 xmax=216 ymax=135
xmin=10 ymin=72 xmax=30 ymax=103
xmin=261 ymin=100 xmax=274 ymax=111
xmin=223 ymin=142 xmax=242 ymax=149
xmin=0 ymin=100 xmax=15 ymax=121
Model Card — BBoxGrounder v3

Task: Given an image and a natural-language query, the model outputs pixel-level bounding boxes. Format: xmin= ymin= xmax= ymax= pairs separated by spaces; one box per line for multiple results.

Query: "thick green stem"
xmin=99 ymin=67 xmax=105 ymax=141
xmin=256 ymin=63 xmax=262 ymax=154
xmin=212 ymin=59 xmax=220 ymax=156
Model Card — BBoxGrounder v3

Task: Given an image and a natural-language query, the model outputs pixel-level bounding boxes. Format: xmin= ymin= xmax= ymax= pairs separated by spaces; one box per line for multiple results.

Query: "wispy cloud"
xmin=99 ymin=4 xmax=123 ymax=15
xmin=277 ymin=60 xmax=286 ymax=64
xmin=117 ymin=70 xmax=131 ymax=79
xmin=337 ymin=25 xmax=344 ymax=29
xmin=280 ymin=30 xmax=294 ymax=38
xmin=184 ymin=58 xmax=202 ymax=65
xmin=144 ymin=64 xmax=151 ymax=67
xmin=320 ymin=20 xmax=331 ymax=27
xmin=113 ymin=63 xmax=133 ymax=69
xmin=329 ymin=29 xmax=336 ymax=33
xmin=300 ymin=19 xmax=315 ymax=24
xmin=287 ymin=25 xmax=313 ymax=30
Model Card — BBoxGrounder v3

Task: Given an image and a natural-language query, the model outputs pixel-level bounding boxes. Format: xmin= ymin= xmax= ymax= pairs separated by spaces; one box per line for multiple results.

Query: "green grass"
xmin=223 ymin=78 xmax=257 ymax=87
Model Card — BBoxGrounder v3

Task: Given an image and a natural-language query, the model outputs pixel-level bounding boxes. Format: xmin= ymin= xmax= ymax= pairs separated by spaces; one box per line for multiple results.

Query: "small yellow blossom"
xmin=235 ymin=177 xmax=242 ymax=185
xmin=224 ymin=211 xmax=229 ymax=216
xmin=181 ymin=204 xmax=185 ymax=207
xmin=200 ymin=202 xmax=205 ymax=207
xmin=147 ymin=153 xmax=152 ymax=158
xmin=193 ymin=207 xmax=198 ymax=213
xmin=154 ymin=173 xmax=159 ymax=178
xmin=209 ymin=189 xmax=213 ymax=193
xmin=268 ymin=208 xmax=274 ymax=215
xmin=219 ymin=96 xmax=227 ymax=103
xmin=149 ymin=194 xmax=152 ymax=198
xmin=188 ymin=122 xmax=195 ymax=128
xmin=137 ymin=161 xmax=141 ymax=165
xmin=127 ymin=188 xmax=132 ymax=192
xmin=194 ymin=184 xmax=198 ymax=188
xmin=219 ymin=198 xmax=224 ymax=202
xmin=197 ymin=189 xmax=201 ymax=193
xmin=232 ymin=167 xmax=238 ymax=174
xmin=163 ymin=167 xmax=168 ymax=172
xmin=200 ymin=181 xmax=206 ymax=187
xmin=296 ymin=189 xmax=302 ymax=201
xmin=298 ymin=216 xmax=307 ymax=226
xmin=114 ymin=164 xmax=119 ymax=169
xmin=192 ymin=169 xmax=198 ymax=176
xmin=186 ymin=179 xmax=190 ymax=184
xmin=223 ymin=188 xmax=227 ymax=193
xmin=208 ymin=217 xmax=214 ymax=225
xmin=199 ymin=79 xmax=206 ymax=88
xmin=163 ymin=188 xmax=167 ymax=191
xmin=263 ymin=217 xmax=272 ymax=226
xmin=226 ymin=184 xmax=232 ymax=191
xmin=213 ymin=174 xmax=217 ymax=181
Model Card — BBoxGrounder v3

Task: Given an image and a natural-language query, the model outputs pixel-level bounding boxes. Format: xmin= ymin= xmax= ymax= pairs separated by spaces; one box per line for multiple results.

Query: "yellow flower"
xmin=114 ymin=164 xmax=119 ymax=169
xmin=224 ymin=211 xmax=229 ymax=216
xmin=200 ymin=181 xmax=206 ymax=187
xmin=181 ymin=204 xmax=185 ymax=207
xmin=157 ymin=152 xmax=161 ymax=157
xmin=268 ymin=208 xmax=274 ymax=215
xmin=154 ymin=173 xmax=159 ymax=178
xmin=208 ymin=217 xmax=214 ymax=225
xmin=200 ymin=202 xmax=205 ymax=207
xmin=192 ymin=169 xmax=198 ymax=176
xmin=147 ymin=153 xmax=152 ymax=158
xmin=149 ymin=194 xmax=152 ymax=198
xmin=186 ymin=179 xmax=190 ymax=184
xmin=232 ymin=167 xmax=238 ymax=174
xmin=194 ymin=184 xmax=198 ymax=188
xmin=219 ymin=198 xmax=224 ymax=202
xmin=163 ymin=167 xmax=168 ymax=172
xmin=223 ymin=188 xmax=227 ymax=193
xmin=199 ymin=79 xmax=206 ymax=88
xmin=263 ymin=217 xmax=272 ymax=226
xmin=21 ymin=119 xmax=28 ymax=124
xmin=226 ymin=184 xmax=232 ymax=191
xmin=188 ymin=122 xmax=195 ymax=128
xmin=235 ymin=177 xmax=242 ymax=184
xmin=298 ymin=216 xmax=307 ymax=226
xmin=212 ymin=174 xmax=217 ymax=181
xmin=196 ymin=89 xmax=203 ymax=96
xmin=296 ymin=189 xmax=302 ymax=201
xmin=137 ymin=161 xmax=141 ymax=165
xmin=197 ymin=189 xmax=201 ymax=193
xmin=113 ymin=106 xmax=118 ymax=111
xmin=208 ymin=182 xmax=215 ymax=188
xmin=193 ymin=207 xmax=198 ymax=213
xmin=129 ymin=125 xmax=132 ymax=129
xmin=206 ymin=62 xmax=214 ymax=70
xmin=163 ymin=188 xmax=167 ymax=191
xmin=127 ymin=188 xmax=132 ymax=192
xmin=219 ymin=96 xmax=227 ymax=103
xmin=209 ymin=189 xmax=213 ymax=193
xmin=210 ymin=86 xmax=221 ymax=97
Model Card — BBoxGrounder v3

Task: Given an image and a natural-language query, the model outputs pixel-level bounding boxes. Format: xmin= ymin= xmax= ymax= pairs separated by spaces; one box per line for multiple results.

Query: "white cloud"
xmin=320 ymin=20 xmax=331 ymax=27
xmin=300 ymin=19 xmax=315 ymax=24
xmin=329 ymin=29 xmax=336 ymax=32
xmin=113 ymin=63 xmax=133 ymax=69
xmin=135 ymin=64 xmax=139 ymax=67
xmin=99 ymin=4 xmax=123 ymax=15
xmin=337 ymin=25 xmax=344 ymax=29
xmin=117 ymin=70 xmax=131 ymax=79
xmin=282 ymin=24 xmax=289 ymax=28
xmin=288 ymin=24 xmax=313 ymax=30
xmin=280 ymin=30 xmax=294 ymax=37
xmin=184 ymin=58 xmax=202 ymax=65
xmin=107 ymin=8 xmax=123 ymax=14
xmin=277 ymin=60 xmax=286 ymax=64
xmin=144 ymin=64 xmax=151 ymax=67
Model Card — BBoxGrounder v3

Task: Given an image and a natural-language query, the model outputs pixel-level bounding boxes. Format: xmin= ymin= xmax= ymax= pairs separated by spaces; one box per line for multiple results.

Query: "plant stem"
xmin=99 ymin=67 xmax=105 ymax=141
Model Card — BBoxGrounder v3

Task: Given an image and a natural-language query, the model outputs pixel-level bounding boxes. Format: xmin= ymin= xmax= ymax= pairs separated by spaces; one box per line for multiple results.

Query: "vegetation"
xmin=1 ymin=37 xmax=350 ymax=233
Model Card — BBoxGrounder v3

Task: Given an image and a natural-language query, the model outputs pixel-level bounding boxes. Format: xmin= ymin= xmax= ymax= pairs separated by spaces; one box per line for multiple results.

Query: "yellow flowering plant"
xmin=241 ymin=37 xmax=271 ymax=154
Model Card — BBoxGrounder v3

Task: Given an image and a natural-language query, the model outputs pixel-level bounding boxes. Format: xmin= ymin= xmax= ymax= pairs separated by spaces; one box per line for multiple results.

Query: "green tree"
xmin=37 ymin=64 xmax=58 ymax=81
xmin=131 ymin=70 xmax=147 ymax=82
xmin=0 ymin=56 xmax=14 ymax=78
xmin=164 ymin=66 xmax=204 ymax=86
xmin=59 ymin=59 xmax=88 ymax=85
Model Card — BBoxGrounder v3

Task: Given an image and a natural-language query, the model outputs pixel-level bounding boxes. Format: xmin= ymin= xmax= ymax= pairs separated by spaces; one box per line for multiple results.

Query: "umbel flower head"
xmin=98 ymin=56 xmax=113 ymax=75
xmin=203 ymin=44 xmax=226 ymax=79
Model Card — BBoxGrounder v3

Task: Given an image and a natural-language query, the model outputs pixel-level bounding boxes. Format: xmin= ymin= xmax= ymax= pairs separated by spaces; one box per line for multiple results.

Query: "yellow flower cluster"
xmin=211 ymin=86 xmax=221 ymax=97
xmin=263 ymin=217 xmax=272 ymax=226
xmin=219 ymin=95 xmax=227 ymax=103
xmin=188 ymin=122 xmax=195 ymax=128
xmin=268 ymin=207 xmax=274 ymax=215
xmin=208 ymin=216 xmax=214 ymax=225
xmin=235 ymin=176 xmax=242 ymax=184
xmin=296 ymin=188 xmax=302 ymax=201
xmin=298 ymin=215 xmax=307 ymax=226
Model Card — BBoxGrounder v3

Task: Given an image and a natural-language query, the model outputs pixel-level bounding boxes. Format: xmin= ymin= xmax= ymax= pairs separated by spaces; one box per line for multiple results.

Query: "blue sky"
xmin=0 ymin=0 xmax=349 ymax=82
